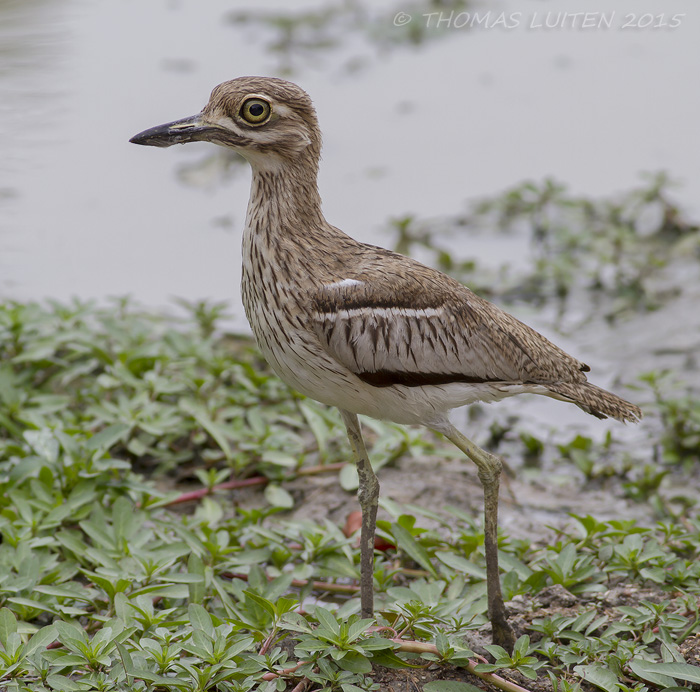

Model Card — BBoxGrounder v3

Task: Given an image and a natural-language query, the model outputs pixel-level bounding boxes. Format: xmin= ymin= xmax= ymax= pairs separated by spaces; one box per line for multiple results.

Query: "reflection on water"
xmin=0 ymin=0 xmax=74 ymax=289
xmin=228 ymin=0 xmax=473 ymax=75
xmin=0 ymin=0 xmax=68 ymax=80
xmin=0 ymin=0 xmax=72 ymax=164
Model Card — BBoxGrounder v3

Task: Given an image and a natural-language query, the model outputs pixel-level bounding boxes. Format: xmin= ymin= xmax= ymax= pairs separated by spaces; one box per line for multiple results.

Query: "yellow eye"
xmin=240 ymin=98 xmax=271 ymax=124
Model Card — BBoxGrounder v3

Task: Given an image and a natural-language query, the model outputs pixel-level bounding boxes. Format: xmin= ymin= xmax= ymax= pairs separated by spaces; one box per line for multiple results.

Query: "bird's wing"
xmin=310 ymin=250 xmax=589 ymax=388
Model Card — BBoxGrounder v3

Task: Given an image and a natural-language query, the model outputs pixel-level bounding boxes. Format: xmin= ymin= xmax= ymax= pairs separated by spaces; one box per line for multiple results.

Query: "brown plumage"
xmin=309 ymin=249 xmax=640 ymax=422
xmin=131 ymin=76 xmax=642 ymax=650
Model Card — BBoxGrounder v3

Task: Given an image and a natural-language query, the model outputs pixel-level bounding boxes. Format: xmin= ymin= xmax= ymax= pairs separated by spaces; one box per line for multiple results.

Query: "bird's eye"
xmin=240 ymin=98 xmax=271 ymax=124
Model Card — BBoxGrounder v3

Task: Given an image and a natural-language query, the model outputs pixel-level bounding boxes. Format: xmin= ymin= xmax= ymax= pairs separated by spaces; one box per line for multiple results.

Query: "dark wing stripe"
xmin=357 ymin=370 xmax=509 ymax=388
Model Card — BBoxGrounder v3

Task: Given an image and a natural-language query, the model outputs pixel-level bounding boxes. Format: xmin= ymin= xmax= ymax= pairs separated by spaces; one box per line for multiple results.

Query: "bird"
xmin=130 ymin=76 xmax=642 ymax=650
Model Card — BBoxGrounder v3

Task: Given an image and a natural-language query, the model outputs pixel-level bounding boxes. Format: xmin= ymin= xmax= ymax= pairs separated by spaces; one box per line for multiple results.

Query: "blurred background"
xmin=1 ymin=0 xmax=699 ymax=437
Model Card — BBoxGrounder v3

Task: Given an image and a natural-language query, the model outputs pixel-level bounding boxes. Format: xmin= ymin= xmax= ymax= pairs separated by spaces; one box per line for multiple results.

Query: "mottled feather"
xmin=310 ymin=247 xmax=640 ymax=423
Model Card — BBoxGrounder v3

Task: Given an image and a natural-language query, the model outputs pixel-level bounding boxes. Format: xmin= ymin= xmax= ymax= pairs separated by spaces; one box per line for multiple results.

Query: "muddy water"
xmin=1 ymin=0 xmax=699 ymax=460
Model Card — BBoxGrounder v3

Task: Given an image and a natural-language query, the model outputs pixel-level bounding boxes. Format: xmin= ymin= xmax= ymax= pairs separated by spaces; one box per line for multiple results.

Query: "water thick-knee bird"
xmin=130 ymin=76 xmax=642 ymax=649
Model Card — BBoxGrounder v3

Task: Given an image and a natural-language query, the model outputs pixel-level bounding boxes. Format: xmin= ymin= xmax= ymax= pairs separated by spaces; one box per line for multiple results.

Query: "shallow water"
xmin=1 ymin=0 xmax=699 ymax=439
xmin=2 ymin=0 xmax=698 ymax=304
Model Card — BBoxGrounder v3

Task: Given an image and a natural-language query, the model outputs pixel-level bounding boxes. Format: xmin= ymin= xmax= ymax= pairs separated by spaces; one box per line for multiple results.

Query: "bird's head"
xmin=130 ymin=76 xmax=321 ymax=170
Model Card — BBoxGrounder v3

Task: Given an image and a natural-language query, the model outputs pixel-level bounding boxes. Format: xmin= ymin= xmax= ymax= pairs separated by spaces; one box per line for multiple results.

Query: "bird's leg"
xmin=340 ymin=409 xmax=379 ymax=619
xmin=439 ymin=423 xmax=516 ymax=652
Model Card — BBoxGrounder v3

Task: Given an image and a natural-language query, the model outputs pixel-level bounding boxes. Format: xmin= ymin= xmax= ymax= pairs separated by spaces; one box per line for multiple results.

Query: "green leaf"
xmin=313 ymin=606 xmax=340 ymax=636
xmin=513 ymin=634 xmax=530 ymax=658
xmin=244 ymin=591 xmax=277 ymax=618
xmin=264 ymin=483 xmax=294 ymax=508
xmin=179 ymin=399 xmax=232 ymax=459
xmin=0 ymin=607 xmax=18 ymax=647
xmin=261 ymin=451 xmax=298 ymax=468
xmin=346 ymin=618 xmax=375 ymax=641
xmin=435 ymin=631 xmax=451 ymax=657
xmin=517 ymin=666 xmax=539 ymax=681
xmin=46 ymin=674 xmax=91 ymax=691
xmin=24 ymin=429 xmax=60 ymax=462
xmin=7 ymin=597 xmax=59 ymax=616
xmin=280 ymin=612 xmax=314 ymax=634
xmin=435 ymin=551 xmax=486 ymax=579
xmin=114 ymin=593 xmax=130 ymax=623
xmin=23 ymin=625 xmax=58 ymax=657
xmin=299 ymin=401 xmax=332 ymax=455
xmin=627 ymin=660 xmax=674 ymax=687
xmin=391 ymin=523 xmax=437 ymax=577
xmin=54 ymin=620 xmax=88 ymax=651
xmin=371 ymin=650 xmax=425 ymax=669
xmin=483 ymin=644 xmax=509 ymax=660
xmin=575 ymin=664 xmax=621 ymax=692
xmin=188 ymin=603 xmax=214 ymax=637
xmin=337 ymin=652 xmax=372 ymax=673
xmin=628 ymin=660 xmax=700 ymax=685
xmin=116 ymin=641 xmax=135 ymax=677
xmin=112 ymin=495 xmax=137 ymax=540
xmin=360 ymin=636 xmax=397 ymax=652
xmin=498 ymin=552 xmax=533 ymax=579
xmin=86 ymin=423 xmax=131 ymax=452
xmin=222 ymin=635 xmax=255 ymax=658
xmin=339 ymin=463 xmax=359 ymax=491
xmin=555 ymin=544 xmax=576 ymax=576
xmin=188 ymin=553 xmax=206 ymax=604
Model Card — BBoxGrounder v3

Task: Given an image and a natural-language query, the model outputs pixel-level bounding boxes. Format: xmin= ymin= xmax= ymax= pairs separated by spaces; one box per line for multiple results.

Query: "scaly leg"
xmin=340 ymin=409 xmax=380 ymax=619
xmin=438 ymin=423 xmax=516 ymax=651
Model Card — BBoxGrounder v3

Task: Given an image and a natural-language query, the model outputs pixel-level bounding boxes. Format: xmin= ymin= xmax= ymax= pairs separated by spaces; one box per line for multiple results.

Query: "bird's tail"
xmin=547 ymin=382 xmax=642 ymax=423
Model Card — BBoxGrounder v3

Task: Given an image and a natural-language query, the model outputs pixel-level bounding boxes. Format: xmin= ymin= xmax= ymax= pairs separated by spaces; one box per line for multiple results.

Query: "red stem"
xmin=165 ymin=462 xmax=347 ymax=506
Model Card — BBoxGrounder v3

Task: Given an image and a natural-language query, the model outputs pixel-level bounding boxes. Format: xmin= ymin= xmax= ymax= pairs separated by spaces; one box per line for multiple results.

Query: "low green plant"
xmin=1 ymin=299 xmax=699 ymax=690
xmin=474 ymin=635 xmax=544 ymax=680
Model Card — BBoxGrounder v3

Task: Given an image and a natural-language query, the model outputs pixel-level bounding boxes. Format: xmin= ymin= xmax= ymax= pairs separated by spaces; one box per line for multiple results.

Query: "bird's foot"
xmin=491 ymin=609 xmax=516 ymax=652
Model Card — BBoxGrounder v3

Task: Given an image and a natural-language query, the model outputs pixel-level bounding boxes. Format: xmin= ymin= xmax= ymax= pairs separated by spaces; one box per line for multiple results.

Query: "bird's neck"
xmin=245 ymin=158 xmax=326 ymax=237
xmin=242 ymin=157 xmax=351 ymax=289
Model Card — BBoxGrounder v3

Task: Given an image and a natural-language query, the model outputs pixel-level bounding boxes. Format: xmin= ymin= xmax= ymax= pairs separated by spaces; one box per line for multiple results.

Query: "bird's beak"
xmin=129 ymin=113 xmax=223 ymax=148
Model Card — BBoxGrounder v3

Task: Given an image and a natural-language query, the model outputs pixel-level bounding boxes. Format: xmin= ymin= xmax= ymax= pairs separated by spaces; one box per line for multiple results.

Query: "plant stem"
xmin=391 ymin=639 xmax=534 ymax=692
xmin=165 ymin=462 xmax=347 ymax=505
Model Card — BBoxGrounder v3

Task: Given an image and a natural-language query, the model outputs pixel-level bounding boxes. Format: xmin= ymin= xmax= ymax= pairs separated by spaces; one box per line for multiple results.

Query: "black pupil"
xmin=249 ymin=103 xmax=265 ymax=117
